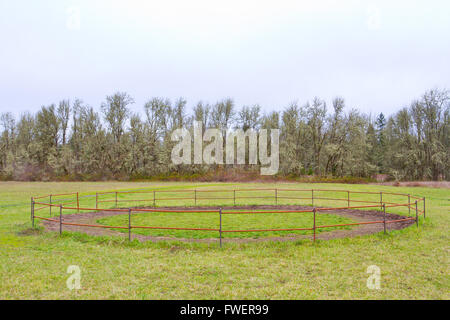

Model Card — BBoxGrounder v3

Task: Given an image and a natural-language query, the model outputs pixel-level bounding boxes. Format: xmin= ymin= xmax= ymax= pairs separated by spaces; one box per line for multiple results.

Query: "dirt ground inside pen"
xmin=41 ymin=205 xmax=416 ymax=243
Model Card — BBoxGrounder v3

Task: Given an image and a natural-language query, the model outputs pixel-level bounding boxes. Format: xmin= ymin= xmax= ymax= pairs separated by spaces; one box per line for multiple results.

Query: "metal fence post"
xmin=153 ymin=191 xmax=156 ymax=207
xmin=31 ymin=197 xmax=35 ymax=228
xmin=415 ymin=201 xmax=418 ymax=227
xmin=312 ymin=189 xmax=314 ymax=207
xmin=380 ymin=192 xmax=383 ymax=211
xmin=423 ymin=197 xmax=426 ymax=219
xmin=194 ymin=189 xmax=197 ymax=206
xmin=128 ymin=208 xmax=131 ymax=241
xmin=77 ymin=192 xmax=80 ymax=212
xmin=383 ymin=204 xmax=386 ymax=234
xmin=313 ymin=208 xmax=316 ymax=242
xmin=347 ymin=191 xmax=350 ymax=208
xmin=219 ymin=208 xmax=222 ymax=248
xmin=49 ymin=194 xmax=52 ymax=217
xmin=115 ymin=192 xmax=118 ymax=208
xmin=59 ymin=205 xmax=63 ymax=236
xmin=233 ymin=190 xmax=236 ymax=206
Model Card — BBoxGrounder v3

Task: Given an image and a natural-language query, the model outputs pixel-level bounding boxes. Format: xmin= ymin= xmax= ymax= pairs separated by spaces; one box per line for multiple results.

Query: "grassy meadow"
xmin=0 ymin=181 xmax=448 ymax=299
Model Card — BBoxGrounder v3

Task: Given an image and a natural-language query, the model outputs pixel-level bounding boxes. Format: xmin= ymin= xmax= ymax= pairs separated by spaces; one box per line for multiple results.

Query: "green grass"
xmin=97 ymin=210 xmax=354 ymax=239
xmin=0 ymin=181 xmax=448 ymax=299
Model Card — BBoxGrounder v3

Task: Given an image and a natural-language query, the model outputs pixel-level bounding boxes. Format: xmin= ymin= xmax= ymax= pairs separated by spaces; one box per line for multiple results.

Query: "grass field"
xmin=0 ymin=181 xmax=448 ymax=299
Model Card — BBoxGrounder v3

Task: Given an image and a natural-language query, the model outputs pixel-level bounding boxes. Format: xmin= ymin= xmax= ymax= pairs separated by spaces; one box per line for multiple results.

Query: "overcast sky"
xmin=1 ymin=0 xmax=449 ymax=118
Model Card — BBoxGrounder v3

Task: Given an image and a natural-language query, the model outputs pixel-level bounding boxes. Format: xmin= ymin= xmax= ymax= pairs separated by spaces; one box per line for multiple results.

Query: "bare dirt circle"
xmin=41 ymin=205 xmax=415 ymax=243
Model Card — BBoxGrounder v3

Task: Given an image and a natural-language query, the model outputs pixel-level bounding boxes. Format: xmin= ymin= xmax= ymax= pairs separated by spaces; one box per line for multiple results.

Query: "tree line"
xmin=0 ymin=89 xmax=448 ymax=181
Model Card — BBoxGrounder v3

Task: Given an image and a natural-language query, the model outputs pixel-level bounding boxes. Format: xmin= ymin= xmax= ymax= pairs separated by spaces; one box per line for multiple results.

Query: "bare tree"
xmin=57 ymin=100 xmax=71 ymax=145
xmin=101 ymin=92 xmax=134 ymax=143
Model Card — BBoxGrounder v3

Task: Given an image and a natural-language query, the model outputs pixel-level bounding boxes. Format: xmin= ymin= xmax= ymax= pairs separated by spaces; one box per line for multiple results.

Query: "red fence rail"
xmin=30 ymin=188 xmax=426 ymax=246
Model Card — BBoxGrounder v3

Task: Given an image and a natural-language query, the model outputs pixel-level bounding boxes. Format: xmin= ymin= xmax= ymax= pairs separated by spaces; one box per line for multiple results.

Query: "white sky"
xmin=0 ymin=0 xmax=449 ymax=117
